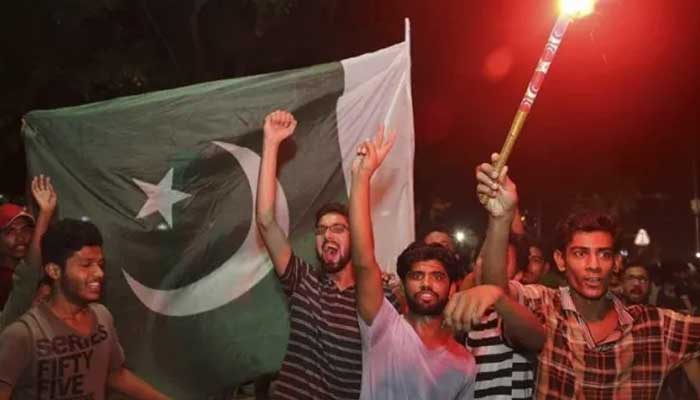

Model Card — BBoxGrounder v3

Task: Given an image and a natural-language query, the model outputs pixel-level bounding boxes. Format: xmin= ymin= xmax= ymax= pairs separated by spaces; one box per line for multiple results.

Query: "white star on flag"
xmin=133 ymin=168 xmax=191 ymax=228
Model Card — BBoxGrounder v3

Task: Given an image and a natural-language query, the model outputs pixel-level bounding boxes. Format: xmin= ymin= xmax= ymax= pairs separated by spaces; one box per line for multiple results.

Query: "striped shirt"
xmin=271 ymin=254 xmax=396 ymax=400
xmin=466 ymin=309 xmax=535 ymax=399
xmin=510 ymin=281 xmax=700 ymax=400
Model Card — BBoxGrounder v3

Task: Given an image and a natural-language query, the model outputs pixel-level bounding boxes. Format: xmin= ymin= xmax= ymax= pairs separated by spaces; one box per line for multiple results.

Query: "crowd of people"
xmin=1 ymin=109 xmax=699 ymax=399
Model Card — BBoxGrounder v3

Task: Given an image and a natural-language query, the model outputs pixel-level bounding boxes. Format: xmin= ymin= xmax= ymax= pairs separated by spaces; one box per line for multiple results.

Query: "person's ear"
xmin=554 ymin=250 xmax=566 ymax=273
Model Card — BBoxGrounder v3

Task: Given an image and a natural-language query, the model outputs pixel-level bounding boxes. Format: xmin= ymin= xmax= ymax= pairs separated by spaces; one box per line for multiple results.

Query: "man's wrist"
xmin=38 ymin=205 xmax=56 ymax=214
xmin=353 ymin=168 xmax=374 ymax=181
xmin=262 ymin=136 xmax=283 ymax=147
xmin=489 ymin=209 xmax=516 ymax=224
xmin=492 ymin=286 xmax=508 ymax=311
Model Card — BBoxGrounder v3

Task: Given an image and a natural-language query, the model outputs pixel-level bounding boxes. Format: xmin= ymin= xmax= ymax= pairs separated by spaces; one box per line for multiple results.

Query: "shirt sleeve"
xmin=0 ymin=260 xmax=40 ymax=331
xmin=358 ymin=297 xmax=401 ymax=349
xmin=0 ymin=321 xmax=32 ymax=388
xmin=660 ymin=308 xmax=700 ymax=369
xmin=277 ymin=253 xmax=312 ymax=298
xmin=508 ymin=280 xmax=552 ymax=325
xmin=382 ymin=284 xmax=402 ymax=312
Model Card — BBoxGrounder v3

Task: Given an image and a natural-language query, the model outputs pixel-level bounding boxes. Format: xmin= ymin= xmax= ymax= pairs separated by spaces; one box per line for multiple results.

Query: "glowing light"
xmin=559 ymin=0 xmax=596 ymax=17
xmin=695 ymin=251 xmax=700 ymax=259
xmin=454 ymin=230 xmax=466 ymax=243
xmin=634 ymin=228 xmax=650 ymax=247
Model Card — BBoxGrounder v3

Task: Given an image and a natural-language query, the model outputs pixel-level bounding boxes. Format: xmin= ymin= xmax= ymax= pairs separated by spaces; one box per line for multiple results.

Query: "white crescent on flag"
xmin=122 ymin=141 xmax=290 ymax=316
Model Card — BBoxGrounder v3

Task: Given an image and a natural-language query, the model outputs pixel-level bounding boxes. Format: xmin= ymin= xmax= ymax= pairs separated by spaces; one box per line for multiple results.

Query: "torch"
xmin=482 ymin=0 xmax=596 ymax=200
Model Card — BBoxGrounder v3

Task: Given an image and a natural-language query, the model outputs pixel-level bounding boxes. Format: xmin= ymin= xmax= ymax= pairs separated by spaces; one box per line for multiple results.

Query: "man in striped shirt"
xmin=256 ymin=111 xmax=394 ymax=400
xmin=462 ymin=236 xmax=539 ymax=399
xmin=454 ymin=153 xmax=700 ymax=399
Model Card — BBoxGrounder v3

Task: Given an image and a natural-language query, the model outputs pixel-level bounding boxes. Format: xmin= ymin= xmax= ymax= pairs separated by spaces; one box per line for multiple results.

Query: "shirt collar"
xmin=559 ymin=286 xmax=634 ymax=327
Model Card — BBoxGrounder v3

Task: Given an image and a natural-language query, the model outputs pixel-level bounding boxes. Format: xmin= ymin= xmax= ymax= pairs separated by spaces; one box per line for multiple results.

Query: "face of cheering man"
xmin=404 ymin=259 xmax=453 ymax=316
xmin=47 ymin=245 xmax=105 ymax=305
xmin=555 ymin=231 xmax=616 ymax=300
xmin=315 ymin=212 xmax=352 ymax=274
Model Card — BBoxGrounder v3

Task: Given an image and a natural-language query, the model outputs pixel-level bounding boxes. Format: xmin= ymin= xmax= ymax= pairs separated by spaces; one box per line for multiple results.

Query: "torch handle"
xmin=477 ymin=14 xmax=572 ymax=205
xmin=493 ymin=109 xmax=528 ymax=172
xmin=478 ymin=110 xmax=528 ymax=204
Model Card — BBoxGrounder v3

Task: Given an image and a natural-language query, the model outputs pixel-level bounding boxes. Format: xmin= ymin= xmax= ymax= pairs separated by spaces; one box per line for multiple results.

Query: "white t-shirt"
xmin=359 ymin=297 xmax=477 ymax=400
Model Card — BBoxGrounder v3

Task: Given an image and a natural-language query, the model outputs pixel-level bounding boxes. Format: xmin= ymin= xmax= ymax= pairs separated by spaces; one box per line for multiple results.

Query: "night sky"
xmin=401 ymin=0 xmax=699 ymax=259
xmin=1 ymin=0 xmax=698 ymax=259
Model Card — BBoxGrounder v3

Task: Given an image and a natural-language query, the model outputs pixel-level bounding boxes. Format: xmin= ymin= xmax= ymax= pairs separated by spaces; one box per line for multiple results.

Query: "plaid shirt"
xmin=509 ymin=281 xmax=700 ymax=400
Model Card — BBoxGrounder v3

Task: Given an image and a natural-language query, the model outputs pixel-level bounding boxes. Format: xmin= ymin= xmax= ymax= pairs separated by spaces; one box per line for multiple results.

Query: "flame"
xmin=559 ymin=0 xmax=596 ymax=17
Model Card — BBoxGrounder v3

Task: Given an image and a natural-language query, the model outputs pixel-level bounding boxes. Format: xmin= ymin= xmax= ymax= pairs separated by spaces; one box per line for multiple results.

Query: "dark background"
xmin=1 ymin=0 xmax=698 ymax=260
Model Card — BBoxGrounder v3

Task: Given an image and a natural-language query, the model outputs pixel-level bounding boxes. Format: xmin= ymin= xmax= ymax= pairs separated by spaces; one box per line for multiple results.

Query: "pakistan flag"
xmin=21 ymin=33 xmax=414 ymax=398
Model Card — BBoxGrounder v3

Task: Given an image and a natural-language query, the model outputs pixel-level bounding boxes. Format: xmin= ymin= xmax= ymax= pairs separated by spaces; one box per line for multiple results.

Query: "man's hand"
xmin=263 ymin=110 xmax=297 ymax=144
xmin=443 ymin=284 xmax=505 ymax=332
xmin=351 ymin=125 xmax=396 ymax=178
xmin=31 ymin=175 xmax=57 ymax=213
xmin=476 ymin=153 xmax=517 ymax=218
xmin=381 ymin=271 xmax=401 ymax=289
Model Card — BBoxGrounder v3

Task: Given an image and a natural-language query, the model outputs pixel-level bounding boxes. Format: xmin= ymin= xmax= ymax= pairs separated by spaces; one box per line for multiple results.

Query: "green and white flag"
xmin=22 ymin=23 xmax=414 ymax=398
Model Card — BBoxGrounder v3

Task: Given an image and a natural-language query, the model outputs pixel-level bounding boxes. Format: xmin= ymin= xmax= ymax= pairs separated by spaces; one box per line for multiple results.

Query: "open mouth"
xmin=86 ymin=281 xmax=102 ymax=293
xmin=322 ymin=242 xmax=339 ymax=259
xmin=416 ymin=291 xmax=437 ymax=302
xmin=583 ymin=277 xmax=603 ymax=287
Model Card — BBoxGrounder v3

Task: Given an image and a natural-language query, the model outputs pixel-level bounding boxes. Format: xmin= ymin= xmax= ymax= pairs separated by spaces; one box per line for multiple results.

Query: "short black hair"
xmin=554 ymin=209 xmax=620 ymax=252
xmin=420 ymin=225 xmax=452 ymax=240
xmin=623 ymin=257 xmax=651 ymax=275
xmin=314 ymin=202 xmax=349 ymax=227
xmin=397 ymin=242 xmax=460 ymax=283
xmin=36 ymin=274 xmax=53 ymax=290
xmin=41 ymin=219 xmax=103 ymax=270
xmin=512 ymin=235 xmax=547 ymax=272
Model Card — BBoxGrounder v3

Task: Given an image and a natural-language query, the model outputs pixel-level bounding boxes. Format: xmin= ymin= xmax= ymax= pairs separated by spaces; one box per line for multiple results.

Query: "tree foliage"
xmin=0 ymin=0 xmax=343 ymax=199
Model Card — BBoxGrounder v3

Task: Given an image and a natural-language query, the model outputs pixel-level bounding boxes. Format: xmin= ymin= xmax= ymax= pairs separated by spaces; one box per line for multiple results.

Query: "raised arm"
xmin=476 ymin=153 xmax=518 ymax=289
xmin=444 ymin=153 xmax=544 ymax=351
xmin=349 ymin=127 xmax=395 ymax=325
xmin=255 ymin=110 xmax=297 ymax=276
xmin=26 ymin=175 xmax=57 ymax=270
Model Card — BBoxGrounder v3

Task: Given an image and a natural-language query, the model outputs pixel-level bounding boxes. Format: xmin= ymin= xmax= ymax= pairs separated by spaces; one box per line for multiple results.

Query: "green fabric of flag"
xmin=20 ymin=34 xmax=414 ymax=398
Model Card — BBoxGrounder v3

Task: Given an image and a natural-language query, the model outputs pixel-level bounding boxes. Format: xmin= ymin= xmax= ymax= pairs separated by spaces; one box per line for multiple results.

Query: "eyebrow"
xmin=569 ymin=246 xmax=614 ymax=252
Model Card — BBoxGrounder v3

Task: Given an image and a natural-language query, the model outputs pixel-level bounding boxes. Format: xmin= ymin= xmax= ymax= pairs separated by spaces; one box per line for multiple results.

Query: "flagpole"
xmin=383 ymin=18 xmax=411 ymax=128
xmin=405 ymin=17 xmax=411 ymax=50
